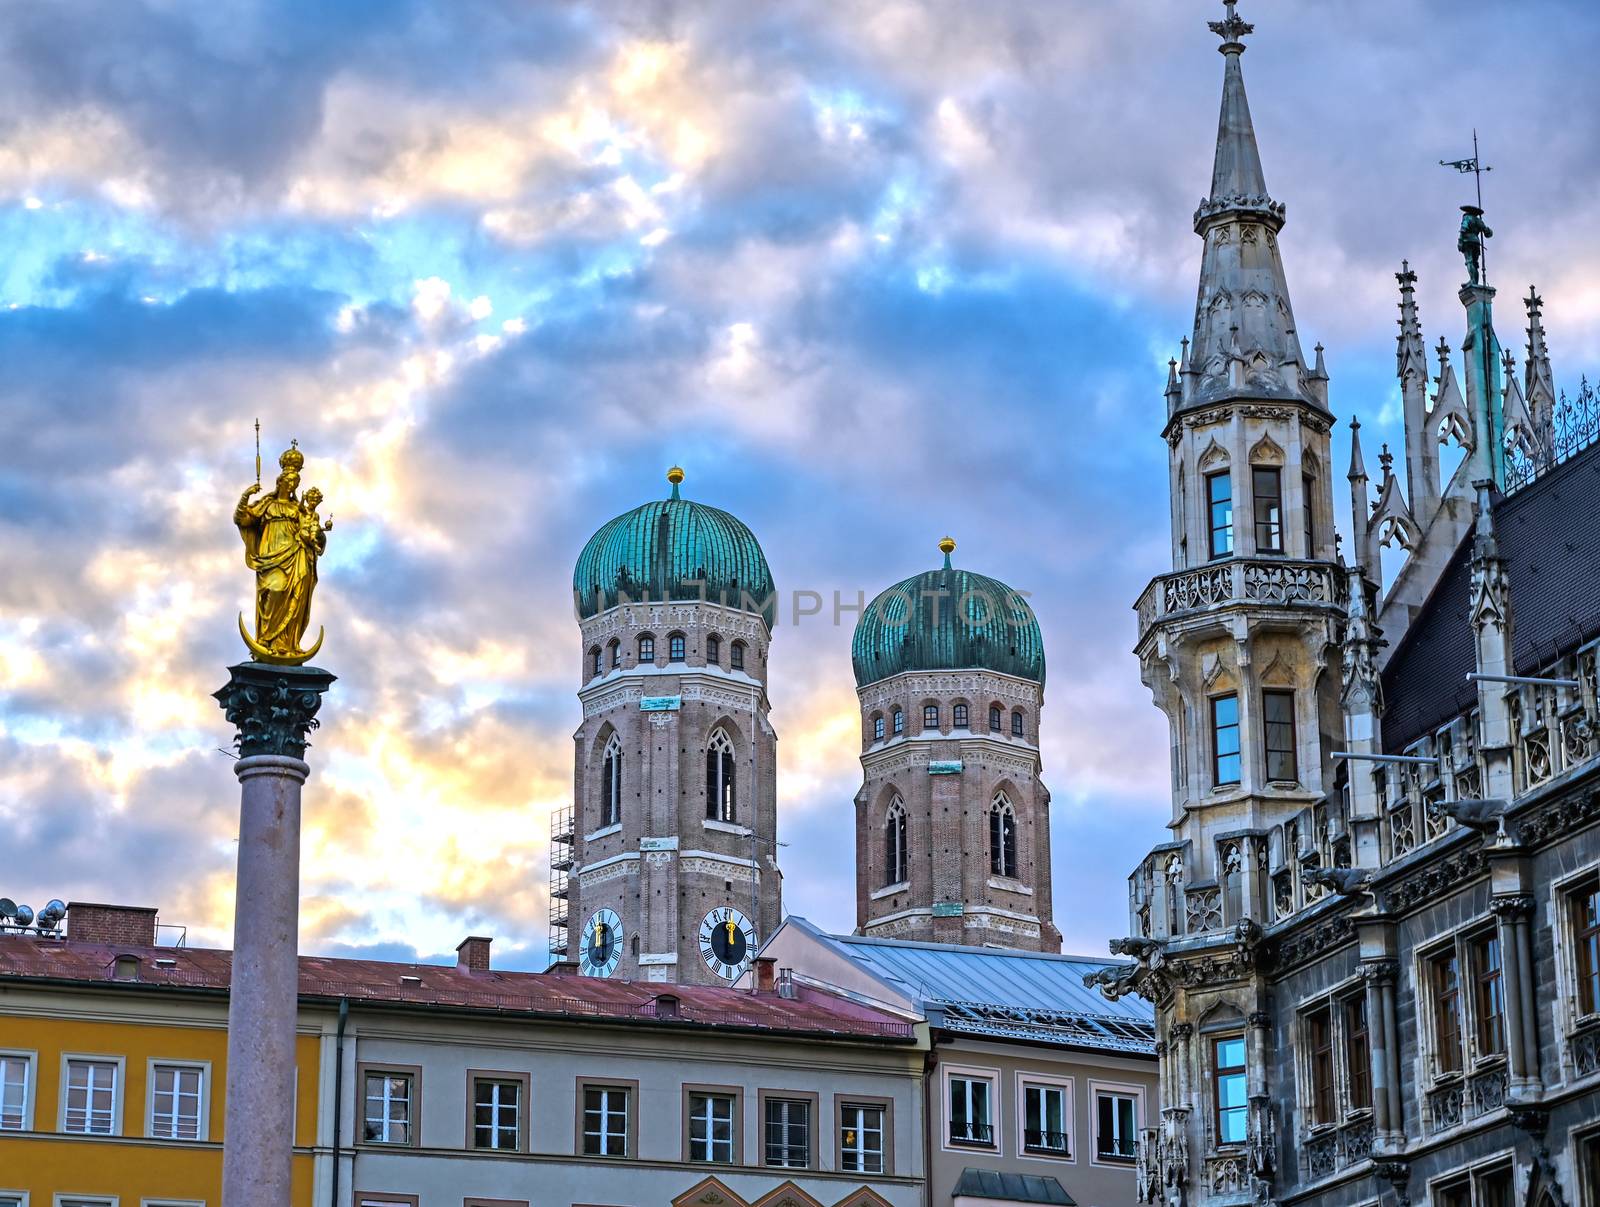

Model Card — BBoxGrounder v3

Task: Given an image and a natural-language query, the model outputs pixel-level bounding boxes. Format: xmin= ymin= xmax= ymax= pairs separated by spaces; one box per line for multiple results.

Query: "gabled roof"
xmin=780 ymin=918 xmax=1154 ymax=1055
xmin=0 ymin=934 xmax=915 ymax=1043
xmin=1382 ymin=444 xmax=1600 ymax=750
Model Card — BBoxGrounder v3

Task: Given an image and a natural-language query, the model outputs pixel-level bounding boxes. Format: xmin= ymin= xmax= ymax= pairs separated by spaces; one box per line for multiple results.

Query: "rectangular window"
xmin=362 ymin=1071 xmax=413 ymax=1145
xmin=1435 ymin=1177 xmax=1472 ymax=1207
xmin=64 ymin=1059 xmax=117 ymax=1135
xmin=150 ymin=1062 xmax=203 ymax=1140
xmin=840 ymin=1102 xmax=884 ymax=1173
xmin=764 ymin=1097 xmax=811 ymax=1168
xmin=1471 ymin=931 xmax=1506 ymax=1057
xmin=583 ymin=1086 xmax=629 ymax=1157
xmin=1303 ymin=474 xmax=1316 ymax=553
xmin=1306 ymin=1005 xmax=1335 ymax=1125
xmin=1023 ymin=1082 xmax=1069 ymax=1156
xmin=1253 ymin=467 xmax=1283 ymax=552
xmin=1208 ymin=471 xmax=1233 ymax=558
xmin=472 ymin=1077 xmax=520 ymax=1151
xmin=0 ymin=1053 xmax=29 ymax=1131
xmin=1344 ymin=995 xmax=1372 ymax=1111
xmin=1214 ymin=1036 xmax=1248 ymax=1146
xmin=1263 ymin=690 xmax=1296 ymax=782
xmin=1574 ymin=880 xmax=1600 ymax=1017
xmin=1212 ymin=694 xmax=1241 ymax=786
xmin=1095 ymin=1090 xmax=1137 ymax=1161
xmin=1477 ymin=1165 xmax=1514 ymax=1207
xmin=1579 ymin=1132 xmax=1600 ymax=1207
xmin=1430 ymin=950 xmax=1464 ymax=1075
xmin=948 ymin=1075 xmax=993 ymax=1146
xmin=689 ymin=1092 xmax=735 ymax=1164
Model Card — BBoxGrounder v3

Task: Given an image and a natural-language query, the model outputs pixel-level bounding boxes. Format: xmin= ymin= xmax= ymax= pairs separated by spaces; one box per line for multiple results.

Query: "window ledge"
xmin=585 ymin=822 xmax=622 ymax=842
xmin=702 ymin=819 xmax=751 ymax=837
xmin=986 ymin=876 xmax=1033 ymax=895
xmin=871 ymin=881 xmax=910 ymax=901
xmin=1023 ymin=1146 xmax=1072 ymax=1160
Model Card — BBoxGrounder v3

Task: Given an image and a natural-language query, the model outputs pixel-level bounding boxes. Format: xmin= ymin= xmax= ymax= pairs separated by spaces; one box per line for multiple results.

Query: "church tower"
xmin=556 ymin=468 xmax=782 ymax=985
xmin=851 ymin=538 xmax=1060 ymax=952
xmin=1128 ymin=0 xmax=1344 ymax=943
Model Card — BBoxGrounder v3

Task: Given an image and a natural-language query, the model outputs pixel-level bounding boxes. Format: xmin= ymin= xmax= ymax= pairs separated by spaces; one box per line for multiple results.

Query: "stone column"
xmin=1490 ymin=894 xmax=1539 ymax=1096
xmin=1361 ymin=961 xmax=1397 ymax=1147
xmin=214 ymin=661 xmax=335 ymax=1207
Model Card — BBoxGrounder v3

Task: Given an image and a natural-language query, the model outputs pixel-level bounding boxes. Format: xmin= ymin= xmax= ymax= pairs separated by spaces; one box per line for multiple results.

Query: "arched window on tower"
xmin=731 ymin=641 xmax=746 ymax=672
xmin=706 ymin=634 xmax=721 ymax=666
xmin=989 ymin=793 xmax=1018 ymax=880
xmin=638 ymin=633 xmax=656 ymax=663
xmin=923 ymin=704 xmax=940 ymax=731
xmin=872 ymin=714 xmax=885 ymax=742
xmin=884 ymin=798 xmax=908 ymax=887
xmin=892 ymin=708 xmax=904 ymax=736
xmin=1011 ymin=709 xmax=1025 ymax=738
xmin=668 ymin=632 xmax=686 ymax=662
xmin=953 ymin=702 xmax=969 ymax=729
xmin=600 ymin=734 xmax=623 ymax=828
xmin=705 ymin=729 xmax=737 ymax=823
xmin=608 ymin=639 xmax=621 ymax=670
xmin=589 ymin=646 xmax=603 ymax=679
xmin=989 ymin=704 xmax=1002 ymax=732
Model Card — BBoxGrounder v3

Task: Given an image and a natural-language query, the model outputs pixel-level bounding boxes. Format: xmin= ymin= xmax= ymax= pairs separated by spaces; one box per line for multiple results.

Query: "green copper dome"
xmin=851 ymin=539 xmax=1045 ymax=688
xmin=573 ymin=469 xmax=776 ymax=626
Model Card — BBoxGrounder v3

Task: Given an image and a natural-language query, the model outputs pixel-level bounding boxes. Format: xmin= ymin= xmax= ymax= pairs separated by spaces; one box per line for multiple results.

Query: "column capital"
xmin=1360 ymin=959 xmax=1399 ymax=985
xmin=215 ymin=661 xmax=337 ymax=760
xmin=1247 ymin=1009 xmax=1272 ymax=1029
xmin=1489 ymin=894 xmax=1536 ymax=920
xmin=1170 ymin=1022 xmax=1195 ymax=1041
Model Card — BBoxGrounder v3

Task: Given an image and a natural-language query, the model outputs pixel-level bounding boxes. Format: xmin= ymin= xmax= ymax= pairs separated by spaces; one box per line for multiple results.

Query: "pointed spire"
xmin=1397 ymin=261 xmax=1439 ymax=523
xmin=1166 ymin=357 xmax=1182 ymax=415
xmin=1347 ymin=417 xmax=1367 ymax=482
xmin=1433 ymin=337 xmax=1473 ymax=452
xmin=1524 ymin=285 xmax=1557 ymax=432
xmin=1184 ymin=2 xmax=1308 ymax=412
xmin=1206 ymin=1 xmax=1268 ymax=205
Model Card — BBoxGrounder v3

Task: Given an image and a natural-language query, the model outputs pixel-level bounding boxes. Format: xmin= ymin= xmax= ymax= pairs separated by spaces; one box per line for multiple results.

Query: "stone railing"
xmin=1136 ymin=558 xmax=1346 ymax=644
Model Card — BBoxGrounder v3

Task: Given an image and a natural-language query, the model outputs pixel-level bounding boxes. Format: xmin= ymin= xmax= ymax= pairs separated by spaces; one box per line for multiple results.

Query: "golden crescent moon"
xmin=238 ymin=613 xmax=324 ymax=666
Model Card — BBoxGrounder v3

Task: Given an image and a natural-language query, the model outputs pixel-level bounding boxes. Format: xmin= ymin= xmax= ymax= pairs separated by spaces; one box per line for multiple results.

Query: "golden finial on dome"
xmin=938 ymin=535 xmax=955 ymax=568
xmin=667 ymin=464 xmax=684 ymax=500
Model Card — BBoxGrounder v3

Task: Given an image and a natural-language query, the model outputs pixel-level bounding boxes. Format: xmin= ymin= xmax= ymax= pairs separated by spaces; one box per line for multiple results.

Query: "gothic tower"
xmin=851 ymin=538 xmax=1060 ymax=952
xmin=1129 ymin=0 xmax=1344 ymax=944
xmin=558 ymin=467 xmax=782 ymax=985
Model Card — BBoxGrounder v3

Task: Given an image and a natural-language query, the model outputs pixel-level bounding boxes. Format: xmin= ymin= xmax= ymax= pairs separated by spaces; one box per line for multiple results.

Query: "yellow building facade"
xmin=0 ymin=977 xmax=320 ymax=1205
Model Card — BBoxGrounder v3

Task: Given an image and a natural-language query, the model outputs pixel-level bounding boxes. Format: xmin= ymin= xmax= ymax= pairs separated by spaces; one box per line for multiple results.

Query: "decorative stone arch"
xmin=1197 ymin=1000 xmax=1247 ymax=1032
xmin=1198 ymin=437 xmax=1230 ymax=472
xmin=1301 ymin=448 xmax=1323 ymax=479
xmin=832 ymin=1191 xmax=894 ymax=1207
xmin=1258 ymin=649 xmax=1296 ymax=688
xmin=597 ymin=729 xmax=624 ymax=828
xmin=1201 ymin=653 xmax=1236 ymax=694
xmin=1247 ymin=433 xmax=1285 ymax=466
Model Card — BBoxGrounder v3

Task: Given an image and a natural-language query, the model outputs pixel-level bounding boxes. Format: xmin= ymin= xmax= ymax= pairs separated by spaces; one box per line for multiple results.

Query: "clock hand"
xmin=726 ymin=919 xmax=737 ymax=945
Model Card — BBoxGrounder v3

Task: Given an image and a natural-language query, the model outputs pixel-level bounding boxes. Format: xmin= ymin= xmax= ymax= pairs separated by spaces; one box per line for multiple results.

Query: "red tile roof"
xmin=0 ymin=934 xmax=916 ymax=1042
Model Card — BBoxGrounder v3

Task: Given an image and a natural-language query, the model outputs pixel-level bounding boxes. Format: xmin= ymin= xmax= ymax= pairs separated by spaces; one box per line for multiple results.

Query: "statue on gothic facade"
xmin=234 ymin=443 xmax=332 ymax=663
xmin=1458 ymin=205 xmax=1493 ymax=286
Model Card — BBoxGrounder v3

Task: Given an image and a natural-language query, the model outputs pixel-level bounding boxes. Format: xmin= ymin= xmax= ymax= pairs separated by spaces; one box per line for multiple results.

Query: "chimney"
xmin=456 ymin=936 xmax=492 ymax=973
xmin=753 ymin=955 xmax=777 ymax=992
xmin=68 ymin=903 xmax=158 ymax=948
xmin=546 ymin=957 xmax=581 ymax=976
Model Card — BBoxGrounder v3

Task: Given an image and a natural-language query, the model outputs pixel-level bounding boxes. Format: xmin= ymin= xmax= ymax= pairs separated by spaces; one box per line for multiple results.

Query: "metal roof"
xmin=953 ymin=1168 xmax=1075 ymax=1205
xmin=788 ymin=919 xmax=1154 ymax=1054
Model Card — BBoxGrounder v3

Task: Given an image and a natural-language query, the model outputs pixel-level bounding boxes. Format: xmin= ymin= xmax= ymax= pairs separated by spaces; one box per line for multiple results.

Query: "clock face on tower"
xmin=698 ymin=906 xmax=755 ymax=980
xmin=580 ymin=908 xmax=623 ymax=977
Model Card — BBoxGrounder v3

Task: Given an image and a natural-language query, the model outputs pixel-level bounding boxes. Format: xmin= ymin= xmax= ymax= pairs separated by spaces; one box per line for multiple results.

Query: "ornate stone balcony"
xmin=1135 ymin=558 xmax=1347 ymax=646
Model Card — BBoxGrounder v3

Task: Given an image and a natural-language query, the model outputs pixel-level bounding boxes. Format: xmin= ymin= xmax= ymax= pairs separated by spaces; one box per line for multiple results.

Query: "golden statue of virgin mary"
xmin=234 ymin=443 xmax=332 ymax=664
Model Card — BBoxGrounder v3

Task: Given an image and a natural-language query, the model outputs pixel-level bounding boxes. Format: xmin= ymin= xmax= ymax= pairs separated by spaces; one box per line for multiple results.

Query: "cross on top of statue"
xmin=1209 ymin=0 xmax=1253 ymax=50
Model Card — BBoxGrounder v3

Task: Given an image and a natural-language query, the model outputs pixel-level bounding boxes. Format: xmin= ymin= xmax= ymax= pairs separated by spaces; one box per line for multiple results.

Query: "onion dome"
xmin=851 ymin=537 xmax=1045 ymax=688
xmin=573 ymin=467 xmax=776 ymax=626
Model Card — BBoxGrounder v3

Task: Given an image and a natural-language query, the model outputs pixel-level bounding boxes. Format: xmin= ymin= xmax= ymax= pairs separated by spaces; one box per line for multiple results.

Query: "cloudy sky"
xmin=2 ymin=0 xmax=1598 ymax=969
